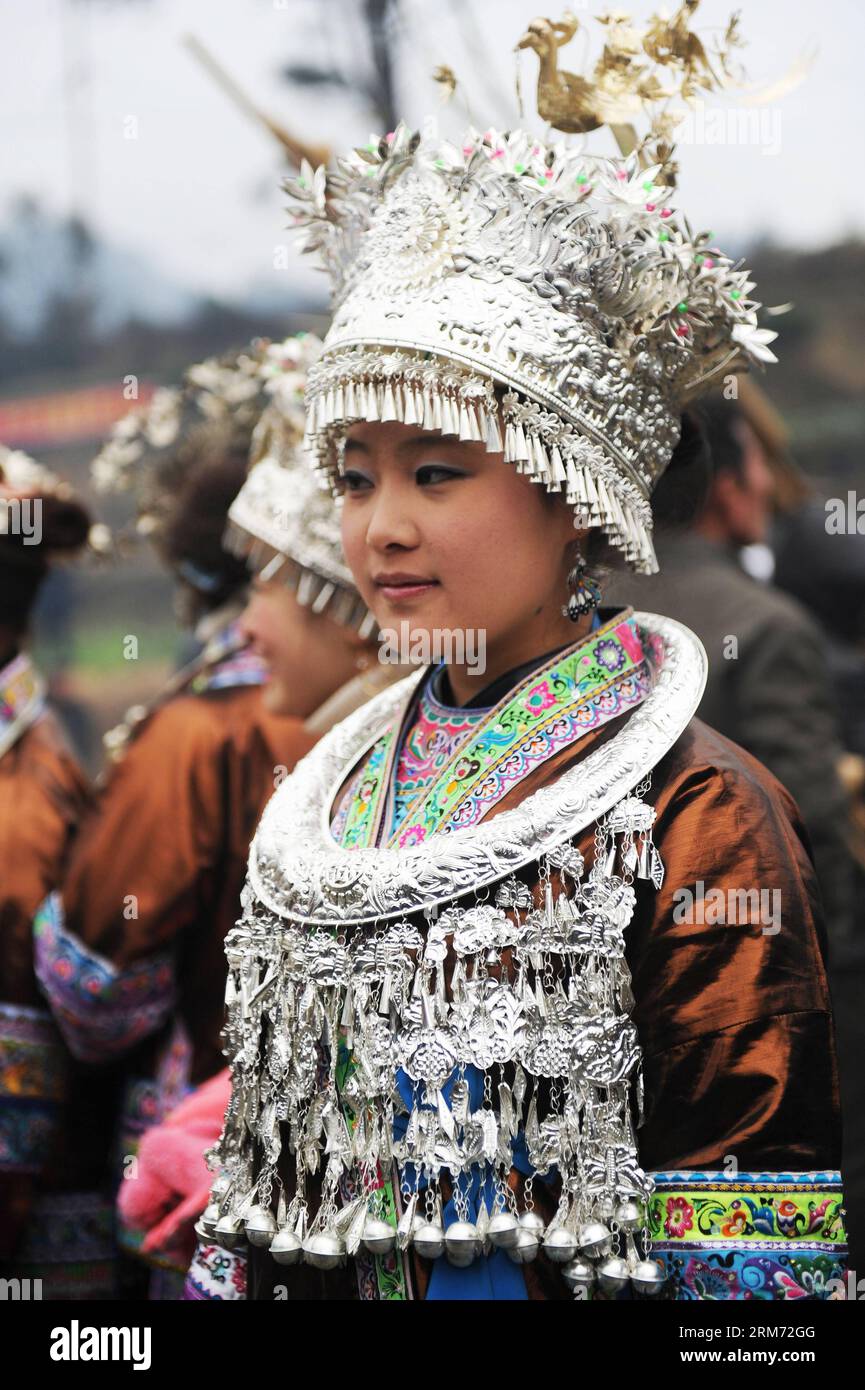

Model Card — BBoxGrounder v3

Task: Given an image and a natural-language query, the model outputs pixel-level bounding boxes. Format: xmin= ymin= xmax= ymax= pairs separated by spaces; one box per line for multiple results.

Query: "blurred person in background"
xmin=607 ymin=382 xmax=857 ymax=960
xmin=774 ymin=497 xmax=865 ymax=776
xmin=608 ymin=384 xmax=864 ymax=1277
xmin=114 ymin=397 xmax=415 ymax=1292
xmin=773 ymin=484 xmax=865 ymax=1287
xmin=0 ymin=445 xmax=104 ymax=1291
xmin=30 ymin=336 xmax=380 ymax=1297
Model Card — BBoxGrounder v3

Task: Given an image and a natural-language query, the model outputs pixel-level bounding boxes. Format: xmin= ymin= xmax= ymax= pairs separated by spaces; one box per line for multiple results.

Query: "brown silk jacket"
xmin=245 ymin=694 xmax=844 ymax=1301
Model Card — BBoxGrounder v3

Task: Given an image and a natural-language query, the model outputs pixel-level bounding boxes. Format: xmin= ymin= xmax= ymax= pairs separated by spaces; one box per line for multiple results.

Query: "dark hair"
xmin=649 ymin=408 xmax=712 ymax=529
xmin=693 ymin=394 xmax=749 ymax=482
xmin=160 ymin=428 xmax=250 ymax=615
xmin=0 ymin=562 xmax=47 ymax=635
xmin=0 ymin=493 xmax=92 ymax=635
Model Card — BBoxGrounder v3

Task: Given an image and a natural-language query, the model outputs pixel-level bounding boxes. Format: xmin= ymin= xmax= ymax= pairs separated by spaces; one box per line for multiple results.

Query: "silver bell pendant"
xmin=244 ymin=1205 xmax=278 ymax=1249
xmin=631 ymin=1258 xmax=667 ymax=1296
xmin=596 ymin=1254 xmax=631 ymax=1295
xmin=614 ymin=1200 xmax=643 ymax=1231
xmin=508 ymin=1208 xmax=545 ymax=1263
xmin=412 ymin=1222 xmax=446 ymax=1260
xmin=196 ymin=1201 xmax=221 ymax=1240
xmin=486 ymin=1211 xmax=520 ymax=1250
xmin=214 ymin=1213 xmax=245 ymax=1250
xmin=507 ymin=1226 xmax=541 ymax=1264
xmin=444 ymin=1221 xmax=482 ymax=1267
xmin=518 ymin=1210 xmax=546 ymax=1236
xmin=362 ymin=1216 xmax=396 ymax=1256
xmin=269 ymin=1226 xmax=304 ymax=1266
xmin=561 ymin=1256 xmax=596 ymax=1295
xmin=543 ymin=1225 xmax=579 ymax=1264
xmin=578 ymin=1221 xmax=612 ymax=1259
xmin=302 ymin=1231 xmax=346 ymax=1270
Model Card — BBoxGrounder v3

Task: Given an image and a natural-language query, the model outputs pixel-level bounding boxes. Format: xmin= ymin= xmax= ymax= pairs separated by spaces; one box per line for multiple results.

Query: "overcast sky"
xmin=2 ymin=0 xmax=863 ymax=313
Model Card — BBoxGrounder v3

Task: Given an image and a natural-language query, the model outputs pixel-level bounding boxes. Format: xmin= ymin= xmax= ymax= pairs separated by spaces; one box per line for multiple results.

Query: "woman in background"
xmin=0 ymin=445 xmax=100 ymax=1292
xmin=33 ymin=337 xmax=379 ymax=1296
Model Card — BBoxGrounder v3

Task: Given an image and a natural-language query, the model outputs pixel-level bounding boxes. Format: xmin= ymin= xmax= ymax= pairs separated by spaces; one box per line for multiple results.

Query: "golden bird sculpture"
xmin=515 ymin=12 xmax=648 ymax=153
xmin=515 ymin=5 xmax=745 ymax=180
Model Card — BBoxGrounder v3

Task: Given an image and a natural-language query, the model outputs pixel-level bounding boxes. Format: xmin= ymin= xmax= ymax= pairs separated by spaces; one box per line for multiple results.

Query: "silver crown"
xmin=91 ymin=340 xmax=274 ymax=539
xmin=286 ymin=125 xmax=778 ymax=573
xmin=1 ymin=444 xmax=62 ymax=497
xmin=224 ymin=335 xmax=374 ymax=636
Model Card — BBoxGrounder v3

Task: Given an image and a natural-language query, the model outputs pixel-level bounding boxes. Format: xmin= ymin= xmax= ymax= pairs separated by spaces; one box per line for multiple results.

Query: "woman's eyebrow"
xmin=343 ymin=433 xmax=471 ymax=459
xmin=396 ymin=435 xmax=468 ymax=456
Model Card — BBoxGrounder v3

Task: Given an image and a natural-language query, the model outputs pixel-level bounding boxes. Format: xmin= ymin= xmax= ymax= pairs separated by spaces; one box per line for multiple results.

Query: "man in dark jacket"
xmin=608 ymin=385 xmax=864 ymax=1275
xmin=608 ymin=387 xmax=856 ymax=957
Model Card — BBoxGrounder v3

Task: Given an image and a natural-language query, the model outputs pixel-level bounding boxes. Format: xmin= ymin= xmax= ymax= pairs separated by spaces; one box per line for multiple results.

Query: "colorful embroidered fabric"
xmin=646 ymin=1170 xmax=847 ymax=1300
xmin=33 ymin=893 xmax=176 ymax=1064
xmin=0 ymin=652 xmax=46 ymax=759
xmin=390 ymin=684 xmax=490 ymax=837
xmin=193 ymin=622 xmax=268 ymax=694
xmin=0 ymin=1002 xmax=67 ymax=1174
xmin=183 ymin=1241 xmax=248 ymax=1300
xmin=7 ymin=1190 xmax=118 ymax=1299
xmin=333 ymin=611 xmax=655 ymax=851
xmin=330 ymin=734 xmax=390 ymax=848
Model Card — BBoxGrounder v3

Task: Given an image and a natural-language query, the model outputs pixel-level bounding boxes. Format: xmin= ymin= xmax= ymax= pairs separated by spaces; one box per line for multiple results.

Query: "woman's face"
xmin=339 ymin=420 xmax=583 ymax=694
xmin=239 ymin=575 xmax=364 ymax=717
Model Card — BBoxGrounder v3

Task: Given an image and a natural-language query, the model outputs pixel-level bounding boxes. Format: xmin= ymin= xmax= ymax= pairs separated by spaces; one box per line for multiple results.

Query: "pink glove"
xmin=118 ymin=1067 xmax=231 ymax=1259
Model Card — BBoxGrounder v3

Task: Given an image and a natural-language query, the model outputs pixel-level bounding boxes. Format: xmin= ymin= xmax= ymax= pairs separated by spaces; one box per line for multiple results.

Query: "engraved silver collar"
xmin=249 ymin=612 xmax=707 ymax=926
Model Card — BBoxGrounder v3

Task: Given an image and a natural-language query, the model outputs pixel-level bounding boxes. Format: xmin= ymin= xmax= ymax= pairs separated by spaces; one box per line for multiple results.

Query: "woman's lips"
xmin=374 ymin=574 xmax=440 ymax=603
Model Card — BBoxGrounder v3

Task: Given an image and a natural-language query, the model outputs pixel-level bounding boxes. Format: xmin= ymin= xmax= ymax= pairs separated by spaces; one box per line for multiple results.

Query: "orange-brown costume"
xmin=0 ymin=704 xmax=91 ymax=1255
xmin=36 ymin=679 xmax=316 ymax=1086
xmin=31 ymin=657 xmax=317 ymax=1288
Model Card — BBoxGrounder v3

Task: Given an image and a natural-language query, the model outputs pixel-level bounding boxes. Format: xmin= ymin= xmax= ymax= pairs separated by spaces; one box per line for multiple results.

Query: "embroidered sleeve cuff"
xmin=0 ymin=1002 xmax=67 ymax=1174
xmin=183 ymin=1242 xmax=247 ymax=1300
xmin=647 ymin=1169 xmax=848 ymax=1301
xmin=32 ymin=893 xmax=177 ymax=1064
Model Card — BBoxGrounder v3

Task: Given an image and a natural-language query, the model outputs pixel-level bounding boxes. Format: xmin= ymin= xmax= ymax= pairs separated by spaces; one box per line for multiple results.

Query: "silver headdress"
xmin=286 ymin=124 xmax=777 ymax=574
xmin=224 ymin=335 xmax=374 ymax=636
xmin=91 ymin=341 xmax=274 ymax=544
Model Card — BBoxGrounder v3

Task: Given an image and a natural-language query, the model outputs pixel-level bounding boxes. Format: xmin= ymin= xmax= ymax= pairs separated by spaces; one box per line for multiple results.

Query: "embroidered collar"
xmin=383 ymin=679 xmax=489 ymax=839
xmin=249 ymin=612 xmax=706 ymax=926
xmin=0 ymin=652 xmax=46 ymax=760
xmin=334 ymin=609 xmax=655 ymax=851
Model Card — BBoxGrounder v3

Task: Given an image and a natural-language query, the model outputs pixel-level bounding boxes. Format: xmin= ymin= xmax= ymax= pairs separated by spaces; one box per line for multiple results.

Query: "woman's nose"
xmin=364 ymin=479 xmax=420 ymax=552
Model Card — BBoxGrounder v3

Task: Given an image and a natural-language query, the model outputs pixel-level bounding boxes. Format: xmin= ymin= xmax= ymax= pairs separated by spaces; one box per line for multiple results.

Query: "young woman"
xmin=200 ymin=127 xmax=846 ymax=1302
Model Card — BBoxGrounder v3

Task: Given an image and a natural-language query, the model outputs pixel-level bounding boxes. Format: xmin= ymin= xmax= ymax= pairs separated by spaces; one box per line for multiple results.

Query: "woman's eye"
xmin=341 ymin=469 xmax=374 ymax=493
xmin=415 ymin=464 xmax=465 ymax=486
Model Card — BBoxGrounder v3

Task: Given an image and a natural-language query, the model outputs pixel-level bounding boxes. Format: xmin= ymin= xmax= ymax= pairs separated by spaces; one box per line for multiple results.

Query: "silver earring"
xmin=563 ymin=549 xmax=602 ymax=621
